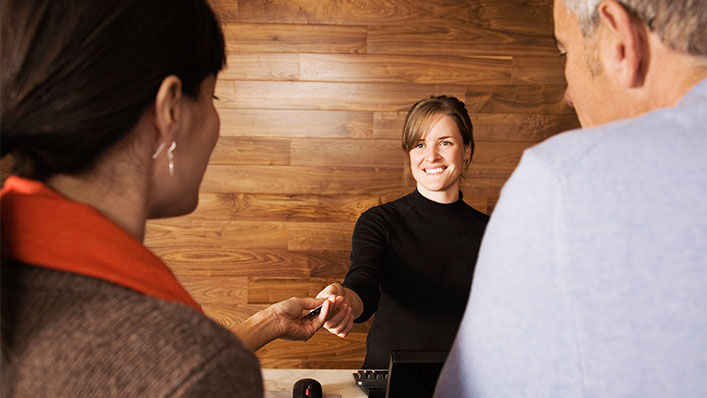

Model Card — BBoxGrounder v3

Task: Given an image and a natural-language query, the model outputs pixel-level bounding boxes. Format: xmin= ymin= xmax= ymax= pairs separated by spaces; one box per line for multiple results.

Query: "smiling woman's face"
xmin=409 ymin=113 xmax=470 ymax=202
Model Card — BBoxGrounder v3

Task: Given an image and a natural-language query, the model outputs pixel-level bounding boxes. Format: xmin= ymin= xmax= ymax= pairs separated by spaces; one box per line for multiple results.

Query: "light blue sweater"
xmin=435 ymin=79 xmax=707 ymax=397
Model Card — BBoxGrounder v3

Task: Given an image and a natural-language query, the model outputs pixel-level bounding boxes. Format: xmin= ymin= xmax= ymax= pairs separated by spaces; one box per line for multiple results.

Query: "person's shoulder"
xmin=3 ymin=265 xmax=261 ymax=396
xmin=526 ymin=95 xmax=705 ymax=178
xmin=358 ymin=192 xmax=414 ymax=220
xmin=462 ymin=203 xmax=490 ymax=224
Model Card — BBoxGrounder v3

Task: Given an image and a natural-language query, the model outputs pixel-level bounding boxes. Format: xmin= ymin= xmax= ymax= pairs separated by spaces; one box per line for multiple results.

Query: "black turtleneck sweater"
xmin=342 ymin=190 xmax=489 ymax=368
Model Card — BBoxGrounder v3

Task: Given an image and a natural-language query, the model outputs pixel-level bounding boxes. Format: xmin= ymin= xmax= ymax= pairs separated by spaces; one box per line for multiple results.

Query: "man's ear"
xmin=597 ymin=0 xmax=649 ymax=87
xmin=153 ymin=75 xmax=183 ymax=146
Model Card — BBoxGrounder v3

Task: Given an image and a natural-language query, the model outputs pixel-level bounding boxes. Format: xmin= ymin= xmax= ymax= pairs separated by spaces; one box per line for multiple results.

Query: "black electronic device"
xmin=385 ymin=350 xmax=448 ymax=398
xmin=353 ymin=369 xmax=388 ymax=398
xmin=293 ymin=378 xmax=322 ymax=398
xmin=353 ymin=350 xmax=448 ymax=398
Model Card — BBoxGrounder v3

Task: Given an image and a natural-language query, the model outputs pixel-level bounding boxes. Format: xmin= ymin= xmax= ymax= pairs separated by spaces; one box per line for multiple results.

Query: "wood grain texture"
xmin=154 ymin=248 xmax=351 ymax=278
xmin=220 ymin=53 xmax=300 ymax=81
xmin=465 ymin=85 xmax=572 ymax=114
xmin=222 ymin=0 xmax=552 ymax=35
xmin=225 ymin=80 xmax=466 ymax=112
xmin=290 ymin=138 xmax=404 ymax=167
xmin=257 ymin=330 xmax=367 ymax=369
xmin=368 ymin=25 xmax=558 ymax=57
xmin=223 ymin=23 xmax=367 ymax=54
xmin=221 ymin=221 xmax=290 ymax=249
xmin=180 ymin=192 xmax=379 ymax=222
xmin=209 ymin=137 xmax=290 ymax=165
xmin=513 ymin=56 xmax=567 ymax=85
xmin=299 ymin=53 xmax=513 ymax=85
xmin=200 ymin=165 xmax=408 ymax=195
xmin=219 ymin=109 xmax=373 ymax=138
xmin=218 ymin=80 xmax=572 ymax=114
xmin=287 ymin=222 xmax=356 ymax=251
xmin=178 ymin=276 xmax=248 ymax=304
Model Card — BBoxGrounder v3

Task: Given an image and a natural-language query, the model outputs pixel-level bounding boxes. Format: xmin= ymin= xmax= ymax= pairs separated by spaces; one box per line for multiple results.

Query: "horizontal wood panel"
xmin=470 ymin=113 xmax=579 ymax=141
xmin=257 ymin=330 xmax=367 ymax=369
xmin=155 ymin=248 xmax=351 ymax=278
xmin=223 ymin=23 xmax=367 ymax=54
xmin=144 ymin=221 xmax=223 ymax=248
xmin=472 ymin=140 xmax=532 ymax=170
xmin=214 ymin=80 xmax=235 ymax=107
xmin=290 ymin=138 xmax=403 ymax=168
xmin=210 ymin=137 xmax=290 ymax=165
xmin=374 ymin=112 xmax=580 ymax=141
xmin=222 ymin=221 xmax=289 ymax=249
xmin=220 ymin=53 xmax=299 ymax=81
xmin=179 ymin=276 xmax=248 ymax=304
xmin=513 ymin=56 xmax=567 ymax=85
xmin=218 ymin=109 xmax=373 ymax=139
xmin=225 ymin=81 xmax=466 ymax=112
xmin=205 ymin=303 xmax=265 ymax=329
xmin=220 ymin=0 xmax=551 ymax=35
xmin=287 ymin=222 xmax=355 ymax=251
xmin=181 ymin=192 xmax=379 ymax=222
xmin=368 ymin=25 xmax=558 ymax=57
xmin=465 ymin=85 xmax=572 ymax=114
xmin=299 ymin=53 xmax=513 ymax=84
xmin=220 ymin=81 xmax=572 ymax=114
xmin=248 ymin=277 xmax=338 ymax=304
xmin=201 ymin=165 xmax=405 ymax=195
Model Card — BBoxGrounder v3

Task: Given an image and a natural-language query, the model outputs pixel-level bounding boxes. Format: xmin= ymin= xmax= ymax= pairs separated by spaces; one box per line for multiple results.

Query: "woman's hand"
xmin=268 ymin=296 xmax=338 ymax=341
xmin=316 ymin=283 xmax=362 ymax=338
xmin=231 ymin=296 xmax=339 ymax=351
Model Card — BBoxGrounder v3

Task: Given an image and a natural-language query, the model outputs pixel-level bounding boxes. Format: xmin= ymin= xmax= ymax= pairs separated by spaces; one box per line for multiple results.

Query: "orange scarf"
xmin=1 ymin=176 xmax=201 ymax=312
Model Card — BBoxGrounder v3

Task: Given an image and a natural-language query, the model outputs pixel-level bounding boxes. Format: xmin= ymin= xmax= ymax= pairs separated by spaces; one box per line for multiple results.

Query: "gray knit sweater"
xmin=1 ymin=261 xmax=263 ymax=397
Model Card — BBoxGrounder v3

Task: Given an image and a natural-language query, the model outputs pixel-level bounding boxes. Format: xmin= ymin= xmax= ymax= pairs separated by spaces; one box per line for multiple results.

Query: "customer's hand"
xmin=268 ymin=296 xmax=338 ymax=341
xmin=231 ymin=296 xmax=338 ymax=351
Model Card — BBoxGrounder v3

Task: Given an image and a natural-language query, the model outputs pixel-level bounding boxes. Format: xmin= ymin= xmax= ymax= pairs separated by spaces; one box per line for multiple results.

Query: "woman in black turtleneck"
xmin=317 ymin=96 xmax=489 ymax=369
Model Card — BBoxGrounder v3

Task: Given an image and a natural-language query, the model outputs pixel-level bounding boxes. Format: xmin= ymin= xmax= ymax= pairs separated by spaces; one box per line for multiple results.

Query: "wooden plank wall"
xmin=144 ymin=0 xmax=580 ymax=369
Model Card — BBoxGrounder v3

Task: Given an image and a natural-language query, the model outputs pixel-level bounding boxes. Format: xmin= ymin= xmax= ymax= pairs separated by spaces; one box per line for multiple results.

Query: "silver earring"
xmin=152 ymin=142 xmax=167 ymax=159
xmin=167 ymin=141 xmax=176 ymax=177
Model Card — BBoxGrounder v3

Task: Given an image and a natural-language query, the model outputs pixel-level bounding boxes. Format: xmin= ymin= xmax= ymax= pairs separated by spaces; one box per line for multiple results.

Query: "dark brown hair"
xmin=1 ymin=0 xmax=226 ymax=180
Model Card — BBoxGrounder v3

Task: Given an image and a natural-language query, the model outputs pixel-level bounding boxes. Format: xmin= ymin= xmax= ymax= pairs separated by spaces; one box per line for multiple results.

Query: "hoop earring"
xmin=167 ymin=141 xmax=176 ymax=177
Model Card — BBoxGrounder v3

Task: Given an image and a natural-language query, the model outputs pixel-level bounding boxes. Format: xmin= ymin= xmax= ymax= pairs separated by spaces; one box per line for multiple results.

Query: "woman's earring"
xmin=167 ymin=141 xmax=176 ymax=177
xmin=152 ymin=142 xmax=167 ymax=159
xmin=151 ymin=141 xmax=176 ymax=177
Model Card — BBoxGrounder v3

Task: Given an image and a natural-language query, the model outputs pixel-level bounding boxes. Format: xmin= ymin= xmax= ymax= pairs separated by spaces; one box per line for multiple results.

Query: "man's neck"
xmin=641 ymin=35 xmax=707 ymax=110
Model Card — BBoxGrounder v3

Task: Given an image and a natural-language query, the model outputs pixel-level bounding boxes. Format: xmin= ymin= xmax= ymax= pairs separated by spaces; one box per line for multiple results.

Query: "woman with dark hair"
xmin=0 ymin=1 xmax=337 ymax=396
xmin=316 ymin=96 xmax=490 ymax=369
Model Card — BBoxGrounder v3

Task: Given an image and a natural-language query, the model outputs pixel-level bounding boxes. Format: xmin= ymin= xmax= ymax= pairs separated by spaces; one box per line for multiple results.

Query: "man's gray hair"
xmin=562 ymin=0 xmax=707 ymax=56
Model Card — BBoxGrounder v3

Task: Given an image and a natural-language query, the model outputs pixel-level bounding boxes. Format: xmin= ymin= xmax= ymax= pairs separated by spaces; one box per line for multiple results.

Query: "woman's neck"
xmin=416 ymin=184 xmax=460 ymax=204
xmin=47 ymin=163 xmax=150 ymax=242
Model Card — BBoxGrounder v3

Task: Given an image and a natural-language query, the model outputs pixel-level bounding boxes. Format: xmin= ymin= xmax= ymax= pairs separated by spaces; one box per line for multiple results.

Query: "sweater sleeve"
xmin=434 ymin=152 xmax=582 ymax=397
xmin=342 ymin=207 xmax=388 ymax=323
